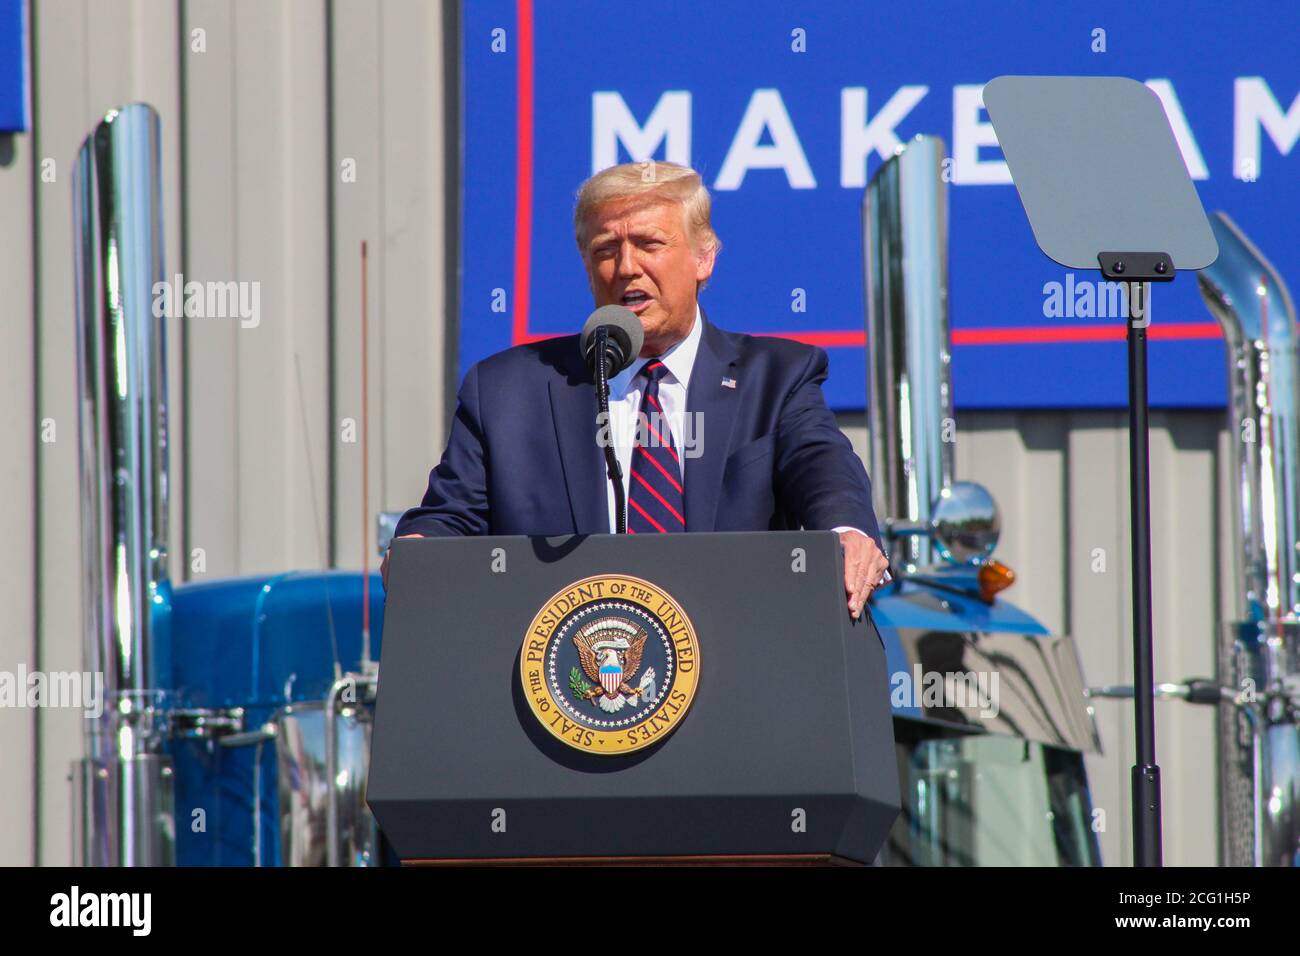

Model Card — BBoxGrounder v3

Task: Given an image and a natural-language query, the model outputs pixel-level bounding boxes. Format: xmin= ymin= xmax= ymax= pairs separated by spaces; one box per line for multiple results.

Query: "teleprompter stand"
xmin=985 ymin=75 xmax=1219 ymax=866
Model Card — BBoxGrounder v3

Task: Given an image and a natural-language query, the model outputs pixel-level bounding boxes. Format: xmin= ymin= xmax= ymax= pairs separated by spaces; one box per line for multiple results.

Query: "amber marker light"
xmin=978 ymin=560 xmax=1015 ymax=602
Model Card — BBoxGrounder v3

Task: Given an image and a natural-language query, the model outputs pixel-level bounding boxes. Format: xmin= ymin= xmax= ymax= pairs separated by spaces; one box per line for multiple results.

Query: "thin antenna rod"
xmin=361 ymin=240 xmax=372 ymax=667
xmin=294 ymin=352 xmax=341 ymax=681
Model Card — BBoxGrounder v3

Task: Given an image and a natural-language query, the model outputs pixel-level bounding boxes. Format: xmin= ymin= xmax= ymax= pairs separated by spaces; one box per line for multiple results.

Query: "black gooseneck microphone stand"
xmin=594 ymin=326 xmax=627 ymax=534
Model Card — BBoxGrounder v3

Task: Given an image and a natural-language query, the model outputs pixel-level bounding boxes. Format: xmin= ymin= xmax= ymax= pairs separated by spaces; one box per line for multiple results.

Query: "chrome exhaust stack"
xmin=1199 ymin=213 xmax=1300 ymax=623
xmin=71 ymin=103 xmax=174 ymax=866
xmin=71 ymin=103 xmax=378 ymax=868
xmin=864 ymin=136 xmax=955 ymax=572
xmin=864 ymin=136 xmax=1005 ymax=575
xmin=1197 ymin=211 xmax=1300 ymax=867
xmin=862 ymin=137 xmax=1100 ymax=867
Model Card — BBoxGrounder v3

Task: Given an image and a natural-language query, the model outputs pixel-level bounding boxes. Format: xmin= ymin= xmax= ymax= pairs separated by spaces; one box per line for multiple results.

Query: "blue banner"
xmin=460 ymin=0 xmax=1300 ymax=409
xmin=0 ymin=0 xmax=28 ymax=132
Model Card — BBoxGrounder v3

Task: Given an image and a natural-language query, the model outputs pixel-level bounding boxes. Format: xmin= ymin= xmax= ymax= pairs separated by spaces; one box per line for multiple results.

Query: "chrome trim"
xmin=930 ymin=481 xmax=1000 ymax=565
xmin=376 ymin=511 xmax=403 ymax=555
xmin=276 ymin=689 xmax=379 ymax=868
xmin=169 ymin=708 xmax=246 ymax=740
xmin=216 ymin=726 xmax=277 ymax=748
xmin=1198 ymin=212 xmax=1300 ymax=621
xmin=254 ymin=735 xmax=265 ymax=867
xmin=1218 ymin=619 xmax=1300 ymax=866
xmin=887 ymin=621 xmax=1101 ymax=754
xmin=1086 ymin=681 xmax=1237 ymax=704
xmin=864 ymin=135 xmax=953 ymax=572
xmin=1198 ymin=212 xmax=1300 ymax=867
xmin=324 ymin=672 xmax=377 ymax=867
xmin=72 ymin=103 xmax=173 ymax=867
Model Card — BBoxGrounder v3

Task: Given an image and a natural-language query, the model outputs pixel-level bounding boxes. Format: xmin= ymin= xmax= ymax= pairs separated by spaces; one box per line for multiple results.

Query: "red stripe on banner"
xmin=631 ymin=469 xmax=685 ymax=525
xmin=754 ymin=324 xmax=1225 ymax=348
xmin=755 ymin=330 xmax=867 ymax=348
xmin=514 ymin=324 xmax=1224 ymax=348
xmin=511 ymin=0 xmax=534 ymax=346
xmin=951 ymin=322 xmax=1223 ymax=345
xmin=629 ymin=497 xmax=668 ymax=533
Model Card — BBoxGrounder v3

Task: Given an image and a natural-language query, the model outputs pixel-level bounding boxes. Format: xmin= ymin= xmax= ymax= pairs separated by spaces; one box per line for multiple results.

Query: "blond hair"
xmin=573 ymin=161 xmax=722 ymax=263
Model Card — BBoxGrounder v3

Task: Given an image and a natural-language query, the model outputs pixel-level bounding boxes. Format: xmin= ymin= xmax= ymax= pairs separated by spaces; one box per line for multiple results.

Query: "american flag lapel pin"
xmin=721 ymin=376 xmax=737 ymax=389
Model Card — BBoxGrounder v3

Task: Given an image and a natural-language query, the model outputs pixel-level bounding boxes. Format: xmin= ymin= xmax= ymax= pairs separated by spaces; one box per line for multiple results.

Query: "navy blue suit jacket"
xmin=394 ymin=314 xmax=883 ymax=548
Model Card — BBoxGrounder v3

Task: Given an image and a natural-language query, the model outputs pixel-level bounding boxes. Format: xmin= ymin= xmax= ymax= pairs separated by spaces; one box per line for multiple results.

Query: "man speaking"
xmin=389 ymin=161 xmax=889 ymax=619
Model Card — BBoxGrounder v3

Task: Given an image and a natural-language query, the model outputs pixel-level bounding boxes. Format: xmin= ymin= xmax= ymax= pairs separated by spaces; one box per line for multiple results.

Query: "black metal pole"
xmin=1127 ymin=278 xmax=1162 ymax=867
xmin=594 ymin=327 xmax=627 ymax=533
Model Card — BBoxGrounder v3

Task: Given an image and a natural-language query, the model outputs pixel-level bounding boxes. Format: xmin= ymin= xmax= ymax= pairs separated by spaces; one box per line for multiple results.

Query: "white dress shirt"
xmin=601 ymin=305 xmax=882 ymax=579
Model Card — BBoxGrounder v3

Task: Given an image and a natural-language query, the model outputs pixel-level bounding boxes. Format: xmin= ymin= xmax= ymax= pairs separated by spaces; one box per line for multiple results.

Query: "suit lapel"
xmin=683 ymin=314 xmax=741 ymax=531
xmin=549 ymin=359 xmax=608 ymax=534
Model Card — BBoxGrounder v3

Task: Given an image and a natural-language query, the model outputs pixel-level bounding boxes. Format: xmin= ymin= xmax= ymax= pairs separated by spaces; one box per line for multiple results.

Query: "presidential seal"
xmin=520 ymin=574 xmax=700 ymax=755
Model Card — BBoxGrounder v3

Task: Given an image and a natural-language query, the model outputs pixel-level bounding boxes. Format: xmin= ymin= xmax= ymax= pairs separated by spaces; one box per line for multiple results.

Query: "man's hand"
xmin=840 ymin=530 xmax=889 ymax=620
xmin=380 ymin=533 xmax=424 ymax=588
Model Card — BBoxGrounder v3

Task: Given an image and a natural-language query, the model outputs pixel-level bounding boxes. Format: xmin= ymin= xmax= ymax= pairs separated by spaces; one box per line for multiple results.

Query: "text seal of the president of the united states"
xmin=520 ymin=574 xmax=700 ymax=755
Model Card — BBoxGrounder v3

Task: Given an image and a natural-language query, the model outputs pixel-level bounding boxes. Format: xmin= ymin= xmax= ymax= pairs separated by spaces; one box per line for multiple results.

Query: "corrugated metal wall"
xmin=0 ymin=0 xmax=1231 ymax=866
xmin=844 ymin=411 xmax=1233 ymax=867
xmin=0 ymin=0 xmax=455 ymax=866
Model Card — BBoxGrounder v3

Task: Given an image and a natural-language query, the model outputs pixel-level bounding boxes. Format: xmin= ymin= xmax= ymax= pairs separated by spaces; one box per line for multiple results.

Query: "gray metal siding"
xmin=844 ymin=411 xmax=1229 ymax=866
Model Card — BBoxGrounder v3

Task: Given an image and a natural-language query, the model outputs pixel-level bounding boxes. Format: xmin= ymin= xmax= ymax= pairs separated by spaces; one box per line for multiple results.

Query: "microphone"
xmin=579 ymin=305 xmax=645 ymax=535
xmin=580 ymin=305 xmax=645 ymax=377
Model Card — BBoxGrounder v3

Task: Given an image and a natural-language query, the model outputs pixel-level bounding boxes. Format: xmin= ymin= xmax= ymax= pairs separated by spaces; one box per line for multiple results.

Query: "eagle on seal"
xmin=573 ymin=618 xmax=659 ymax=714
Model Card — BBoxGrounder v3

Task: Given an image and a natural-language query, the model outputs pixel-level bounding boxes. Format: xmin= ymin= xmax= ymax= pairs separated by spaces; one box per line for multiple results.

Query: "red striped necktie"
xmin=627 ymin=359 xmax=685 ymax=533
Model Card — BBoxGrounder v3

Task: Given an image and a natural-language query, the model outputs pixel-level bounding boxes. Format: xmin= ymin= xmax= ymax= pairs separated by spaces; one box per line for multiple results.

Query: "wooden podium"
xmin=369 ymin=531 xmax=899 ymax=865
